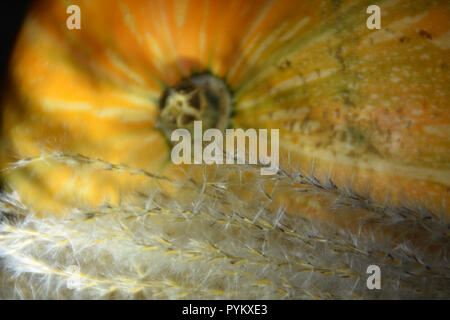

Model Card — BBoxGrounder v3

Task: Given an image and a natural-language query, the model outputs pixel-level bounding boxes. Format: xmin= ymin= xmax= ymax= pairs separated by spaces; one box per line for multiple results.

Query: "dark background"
xmin=0 ymin=1 xmax=31 ymax=81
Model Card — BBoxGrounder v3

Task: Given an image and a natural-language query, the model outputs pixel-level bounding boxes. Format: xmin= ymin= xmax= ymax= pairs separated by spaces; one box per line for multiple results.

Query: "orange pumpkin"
xmin=0 ymin=0 xmax=449 ymax=299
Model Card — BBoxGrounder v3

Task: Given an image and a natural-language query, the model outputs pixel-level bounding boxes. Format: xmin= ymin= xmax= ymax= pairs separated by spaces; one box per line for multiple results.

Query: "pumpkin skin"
xmin=0 ymin=0 xmax=449 ymax=299
xmin=1 ymin=0 xmax=449 ymax=217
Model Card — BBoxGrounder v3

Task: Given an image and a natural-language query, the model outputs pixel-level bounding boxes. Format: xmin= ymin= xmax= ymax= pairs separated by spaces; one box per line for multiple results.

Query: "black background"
xmin=0 ymin=1 xmax=31 ymax=81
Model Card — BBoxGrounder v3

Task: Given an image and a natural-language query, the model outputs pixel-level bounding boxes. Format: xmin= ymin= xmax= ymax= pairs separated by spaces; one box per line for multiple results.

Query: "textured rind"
xmin=1 ymin=0 xmax=449 ymax=217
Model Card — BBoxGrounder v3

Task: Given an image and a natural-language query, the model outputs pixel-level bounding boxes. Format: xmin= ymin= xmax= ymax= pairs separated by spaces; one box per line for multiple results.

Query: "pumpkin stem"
xmin=157 ymin=74 xmax=232 ymax=142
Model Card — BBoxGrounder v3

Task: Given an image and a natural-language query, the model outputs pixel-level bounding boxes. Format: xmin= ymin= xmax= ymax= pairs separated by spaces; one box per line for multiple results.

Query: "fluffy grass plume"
xmin=0 ymin=153 xmax=448 ymax=299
